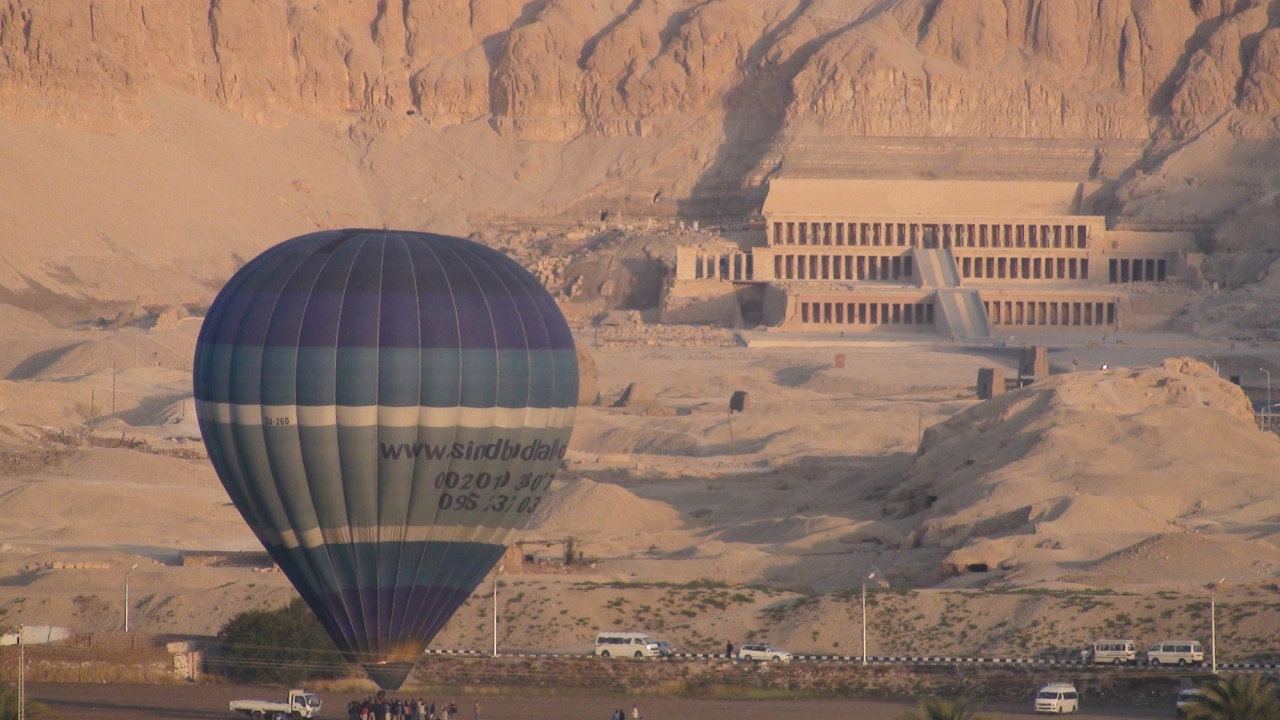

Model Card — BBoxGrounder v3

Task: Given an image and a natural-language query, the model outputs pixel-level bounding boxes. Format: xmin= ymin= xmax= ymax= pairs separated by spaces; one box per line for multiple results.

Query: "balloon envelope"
xmin=193 ymin=229 xmax=578 ymax=689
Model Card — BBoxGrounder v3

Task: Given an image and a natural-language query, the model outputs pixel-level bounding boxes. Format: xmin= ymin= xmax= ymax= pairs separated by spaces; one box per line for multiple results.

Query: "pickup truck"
xmin=229 ymin=689 xmax=322 ymax=719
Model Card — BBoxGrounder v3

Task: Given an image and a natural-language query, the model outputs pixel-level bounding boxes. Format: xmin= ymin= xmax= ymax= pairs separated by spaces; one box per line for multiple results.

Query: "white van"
xmin=1081 ymin=639 xmax=1137 ymax=665
xmin=1147 ymin=640 xmax=1204 ymax=667
xmin=1035 ymin=683 xmax=1079 ymax=714
xmin=594 ymin=631 xmax=663 ymax=659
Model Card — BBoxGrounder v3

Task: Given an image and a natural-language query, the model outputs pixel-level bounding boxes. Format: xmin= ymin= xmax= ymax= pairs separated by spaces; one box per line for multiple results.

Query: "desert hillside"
xmin=1 ymin=318 xmax=1278 ymax=660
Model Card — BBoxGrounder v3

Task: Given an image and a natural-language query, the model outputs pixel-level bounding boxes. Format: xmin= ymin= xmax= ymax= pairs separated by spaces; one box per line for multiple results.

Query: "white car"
xmin=737 ymin=643 xmax=792 ymax=663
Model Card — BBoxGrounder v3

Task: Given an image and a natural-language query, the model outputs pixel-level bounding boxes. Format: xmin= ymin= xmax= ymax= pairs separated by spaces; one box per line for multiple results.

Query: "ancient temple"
xmin=667 ymin=179 xmax=1198 ymax=337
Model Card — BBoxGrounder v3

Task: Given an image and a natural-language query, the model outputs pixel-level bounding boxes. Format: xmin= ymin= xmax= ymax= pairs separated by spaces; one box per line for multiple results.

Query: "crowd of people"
xmin=348 ymin=694 xmax=475 ymax=720
xmin=346 ymin=693 xmax=643 ymax=720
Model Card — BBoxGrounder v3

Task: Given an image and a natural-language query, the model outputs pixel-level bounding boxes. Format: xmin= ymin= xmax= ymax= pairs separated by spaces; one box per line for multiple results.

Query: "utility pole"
xmin=18 ymin=625 xmax=24 ymax=720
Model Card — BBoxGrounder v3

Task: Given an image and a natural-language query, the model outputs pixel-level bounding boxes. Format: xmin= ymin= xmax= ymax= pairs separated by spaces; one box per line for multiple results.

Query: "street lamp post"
xmin=124 ymin=563 xmax=138 ymax=632
xmin=861 ymin=572 xmax=876 ymax=666
xmin=1209 ymin=577 xmax=1225 ymax=673
xmin=492 ymin=564 xmax=504 ymax=658
xmin=1262 ymin=368 xmax=1272 ymax=429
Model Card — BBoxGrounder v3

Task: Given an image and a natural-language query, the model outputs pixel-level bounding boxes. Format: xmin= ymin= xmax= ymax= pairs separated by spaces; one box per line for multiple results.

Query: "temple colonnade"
xmin=770 ymin=218 xmax=1096 ymax=250
xmin=798 ymin=299 xmax=935 ymax=326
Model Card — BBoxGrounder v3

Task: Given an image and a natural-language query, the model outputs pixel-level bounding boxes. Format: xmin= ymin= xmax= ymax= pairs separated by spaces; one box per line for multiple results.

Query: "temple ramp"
xmin=913 ymin=247 xmax=961 ymax=288
xmin=935 ymin=288 xmax=991 ymax=339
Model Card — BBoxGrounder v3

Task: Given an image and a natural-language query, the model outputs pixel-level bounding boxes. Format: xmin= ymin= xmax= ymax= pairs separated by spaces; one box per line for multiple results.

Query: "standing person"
xmin=726 ymin=641 xmax=734 ymax=658
xmin=632 ymin=704 xmax=640 ymax=720
xmin=474 ymin=700 xmax=481 ymax=720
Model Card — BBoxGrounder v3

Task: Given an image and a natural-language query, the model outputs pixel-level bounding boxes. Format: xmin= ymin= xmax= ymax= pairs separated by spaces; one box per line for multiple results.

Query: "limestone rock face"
xmin=3 ymin=0 xmax=1279 ymax=140
xmin=580 ymin=0 xmax=772 ymax=131
xmin=787 ymin=0 xmax=1214 ymax=139
xmin=1239 ymin=28 xmax=1280 ymax=116
xmin=1169 ymin=6 xmax=1268 ymax=133
xmin=917 ymin=0 xmax=1008 ymax=72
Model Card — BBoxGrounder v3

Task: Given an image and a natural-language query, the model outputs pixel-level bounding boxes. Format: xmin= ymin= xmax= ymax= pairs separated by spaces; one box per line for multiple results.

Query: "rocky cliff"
xmin=6 ymin=0 xmax=1276 ymax=138
xmin=0 ymin=0 xmax=1279 ymax=312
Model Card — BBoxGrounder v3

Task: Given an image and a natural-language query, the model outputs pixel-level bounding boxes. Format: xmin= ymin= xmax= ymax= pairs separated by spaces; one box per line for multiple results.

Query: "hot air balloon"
xmin=193 ymin=229 xmax=578 ymax=690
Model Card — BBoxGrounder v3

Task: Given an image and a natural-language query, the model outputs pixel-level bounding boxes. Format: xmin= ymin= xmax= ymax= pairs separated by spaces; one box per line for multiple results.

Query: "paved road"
xmin=30 ymin=682 xmax=1175 ymax=720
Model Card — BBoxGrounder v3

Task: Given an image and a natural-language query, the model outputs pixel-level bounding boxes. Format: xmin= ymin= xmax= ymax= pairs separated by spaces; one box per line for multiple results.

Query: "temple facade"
xmin=666 ymin=179 xmax=1198 ymax=336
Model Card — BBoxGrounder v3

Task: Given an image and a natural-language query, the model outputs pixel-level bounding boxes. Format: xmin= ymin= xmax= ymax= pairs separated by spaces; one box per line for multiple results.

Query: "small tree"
xmin=1184 ymin=675 xmax=1280 ymax=720
xmin=0 ymin=684 xmax=57 ymax=720
xmin=898 ymin=697 xmax=983 ymax=720
xmin=215 ymin=597 xmax=350 ymax=685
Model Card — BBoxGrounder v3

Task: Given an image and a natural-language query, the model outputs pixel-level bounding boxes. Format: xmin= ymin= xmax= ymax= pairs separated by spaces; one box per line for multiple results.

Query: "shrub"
xmin=213 ymin=597 xmax=350 ymax=685
xmin=898 ymin=697 xmax=983 ymax=720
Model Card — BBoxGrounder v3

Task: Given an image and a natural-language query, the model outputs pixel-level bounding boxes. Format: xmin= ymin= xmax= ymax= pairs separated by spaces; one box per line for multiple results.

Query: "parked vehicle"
xmin=594 ymin=631 xmax=664 ymax=659
xmin=1081 ymin=639 xmax=1138 ymax=665
xmin=1147 ymin=640 xmax=1204 ymax=666
xmin=1175 ymin=688 xmax=1203 ymax=717
xmin=1035 ymin=683 xmax=1080 ymax=714
xmin=737 ymin=643 xmax=793 ymax=663
xmin=230 ymin=688 xmax=322 ymax=719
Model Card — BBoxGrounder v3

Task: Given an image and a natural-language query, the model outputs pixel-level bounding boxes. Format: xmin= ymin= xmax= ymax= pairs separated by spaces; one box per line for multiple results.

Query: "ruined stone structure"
xmin=666 ymin=179 xmax=1199 ymax=337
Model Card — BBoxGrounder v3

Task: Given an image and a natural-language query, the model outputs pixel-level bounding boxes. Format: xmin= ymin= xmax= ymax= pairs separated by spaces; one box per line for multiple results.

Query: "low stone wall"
xmin=0 ymin=637 xmax=176 ymax=683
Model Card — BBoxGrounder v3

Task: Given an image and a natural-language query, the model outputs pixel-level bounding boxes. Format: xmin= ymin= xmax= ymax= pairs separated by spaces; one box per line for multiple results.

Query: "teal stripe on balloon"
xmin=202 ymin=345 xmax=578 ymax=408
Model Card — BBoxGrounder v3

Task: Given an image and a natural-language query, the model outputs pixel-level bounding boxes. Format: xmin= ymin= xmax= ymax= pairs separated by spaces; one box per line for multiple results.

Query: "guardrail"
xmin=423 ymin=648 xmax=1268 ymax=669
